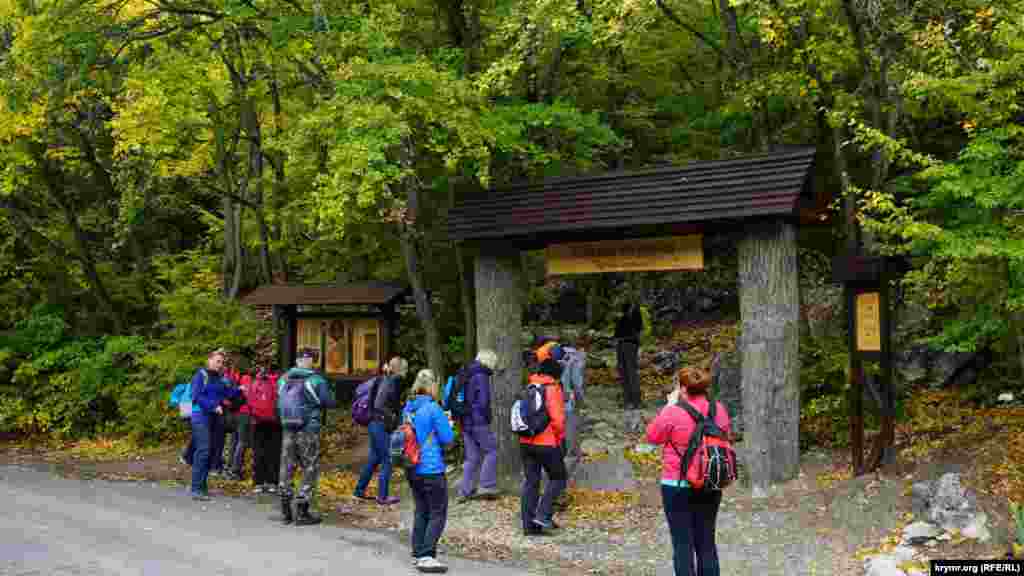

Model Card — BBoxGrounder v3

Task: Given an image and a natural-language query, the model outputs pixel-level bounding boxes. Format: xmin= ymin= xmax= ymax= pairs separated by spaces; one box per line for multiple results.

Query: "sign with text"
xmin=546 ymin=235 xmax=704 ymax=275
xmin=855 ymin=292 xmax=882 ymax=352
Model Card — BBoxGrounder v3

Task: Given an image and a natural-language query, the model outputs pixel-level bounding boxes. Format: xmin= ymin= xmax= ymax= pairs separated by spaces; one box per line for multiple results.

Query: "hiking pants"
xmin=617 ymin=339 xmax=641 ymax=408
xmin=190 ymin=418 xmax=213 ymax=496
xmin=355 ymin=421 xmax=393 ymax=499
xmin=230 ymin=414 xmax=253 ymax=478
xmin=279 ymin=429 xmax=321 ymax=505
xmin=661 ymin=485 xmax=722 ymax=576
xmin=407 ymin=472 xmax=448 ymax=559
xmin=520 ymin=444 xmax=567 ymax=530
xmin=460 ymin=424 xmax=498 ymax=497
xmin=252 ymin=421 xmax=282 ymax=486
xmin=209 ymin=413 xmax=226 ymax=472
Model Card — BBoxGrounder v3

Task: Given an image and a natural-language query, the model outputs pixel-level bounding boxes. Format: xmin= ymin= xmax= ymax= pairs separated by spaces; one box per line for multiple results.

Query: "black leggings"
xmin=252 ymin=422 xmax=282 ymax=486
xmin=661 ymin=485 xmax=722 ymax=576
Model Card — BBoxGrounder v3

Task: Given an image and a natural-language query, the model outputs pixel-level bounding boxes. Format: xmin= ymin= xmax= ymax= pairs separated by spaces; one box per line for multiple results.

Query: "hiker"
xmin=209 ymin=363 xmax=238 ymax=476
xmin=228 ymin=370 xmax=256 ymax=481
xmin=189 ymin=348 xmax=243 ymax=501
xmin=645 ymin=367 xmax=732 ymax=576
xmin=558 ymin=344 xmax=587 ymax=460
xmin=276 ymin=349 xmax=337 ymax=525
xmin=403 ymin=370 xmax=455 ymax=573
xmin=250 ymin=367 xmax=282 ymax=493
xmin=353 ymin=356 xmax=407 ymax=505
xmin=615 ymin=302 xmax=643 ymax=409
xmin=519 ymin=347 xmax=568 ymax=536
xmin=456 ymin=349 xmax=500 ymax=502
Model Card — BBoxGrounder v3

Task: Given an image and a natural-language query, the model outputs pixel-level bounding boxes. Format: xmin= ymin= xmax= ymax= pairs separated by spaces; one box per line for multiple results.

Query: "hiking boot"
xmin=264 ymin=484 xmax=277 ymax=494
xmin=278 ymin=495 xmax=293 ymax=525
xmin=415 ymin=556 xmax=448 ymax=574
xmin=523 ymin=525 xmax=549 ymax=537
xmin=376 ymin=496 xmax=400 ymax=506
xmin=295 ymin=502 xmax=321 ymax=526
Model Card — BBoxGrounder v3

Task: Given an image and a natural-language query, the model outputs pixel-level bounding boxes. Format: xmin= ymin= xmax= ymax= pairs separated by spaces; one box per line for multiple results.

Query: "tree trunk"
xmin=223 ymin=194 xmax=243 ymax=299
xmin=457 ymin=244 xmax=477 ymax=362
xmin=475 ymin=248 xmax=524 ymax=490
xmin=399 ymin=142 xmax=445 ymax=396
xmin=738 ymin=219 xmax=801 ymax=497
xmin=241 ymin=98 xmax=273 ymax=286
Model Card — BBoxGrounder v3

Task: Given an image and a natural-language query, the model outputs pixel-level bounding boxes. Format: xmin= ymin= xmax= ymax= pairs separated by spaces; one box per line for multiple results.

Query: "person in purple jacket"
xmin=457 ymin=349 xmax=500 ymax=502
xmin=189 ymin=348 xmax=243 ymax=501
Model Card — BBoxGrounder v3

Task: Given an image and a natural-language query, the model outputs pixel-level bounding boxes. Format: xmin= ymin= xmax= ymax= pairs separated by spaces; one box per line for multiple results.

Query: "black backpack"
xmin=510 ymin=383 xmax=550 ymax=437
xmin=445 ymin=368 xmax=470 ymax=419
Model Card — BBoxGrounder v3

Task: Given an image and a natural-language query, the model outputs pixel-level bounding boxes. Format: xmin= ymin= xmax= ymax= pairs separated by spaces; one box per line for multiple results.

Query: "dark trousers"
xmin=230 ymin=414 xmax=253 ymax=478
xmin=209 ymin=413 xmax=226 ymax=472
xmin=520 ymin=444 xmax=567 ymax=530
xmin=182 ymin=419 xmax=194 ymax=465
xmin=407 ymin=473 xmax=448 ymax=559
xmin=190 ymin=418 xmax=212 ymax=495
xmin=355 ymin=421 xmax=393 ymax=498
xmin=252 ymin=421 xmax=282 ymax=486
xmin=617 ymin=339 xmax=641 ymax=408
xmin=661 ymin=485 xmax=722 ymax=576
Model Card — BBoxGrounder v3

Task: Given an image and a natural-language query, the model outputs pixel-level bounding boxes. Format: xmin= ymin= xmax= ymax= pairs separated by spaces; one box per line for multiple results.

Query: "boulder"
xmin=902 ymin=521 xmax=941 ymax=545
xmin=929 ymin=474 xmax=977 ymax=532
xmin=911 ymin=481 xmax=934 ymax=519
xmin=961 ymin=512 xmax=991 ymax=542
xmin=863 ymin=554 xmax=907 ymax=576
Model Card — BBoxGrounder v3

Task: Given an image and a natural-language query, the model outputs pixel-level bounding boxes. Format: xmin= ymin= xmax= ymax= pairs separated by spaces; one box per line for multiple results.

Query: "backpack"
xmin=390 ymin=406 xmax=433 ymax=469
xmin=248 ymin=374 xmax=278 ymax=423
xmin=510 ymin=383 xmax=550 ymax=437
xmin=443 ymin=368 xmax=469 ymax=419
xmin=670 ymin=399 xmax=737 ymax=491
xmin=351 ymin=377 xmax=380 ymax=427
xmin=279 ymin=373 xmax=321 ymax=430
xmin=169 ymin=382 xmax=192 ymax=419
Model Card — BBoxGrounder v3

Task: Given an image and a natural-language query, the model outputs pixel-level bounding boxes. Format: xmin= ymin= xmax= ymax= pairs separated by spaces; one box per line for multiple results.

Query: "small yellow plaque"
xmin=546 ymin=235 xmax=704 ymax=275
xmin=855 ymin=292 xmax=881 ymax=352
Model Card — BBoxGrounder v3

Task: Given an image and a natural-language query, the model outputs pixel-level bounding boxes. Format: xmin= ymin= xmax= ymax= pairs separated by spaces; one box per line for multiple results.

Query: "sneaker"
xmin=376 ymin=496 xmax=400 ymax=506
xmin=253 ymin=485 xmax=265 ymax=495
xmin=476 ymin=486 xmax=501 ymax=499
xmin=523 ymin=526 xmax=549 ymax=537
xmin=416 ymin=556 xmax=448 ymax=574
xmin=264 ymin=484 xmax=277 ymax=494
xmin=532 ymin=518 xmax=559 ymax=530
xmin=353 ymin=492 xmax=375 ymax=501
xmin=191 ymin=493 xmax=212 ymax=502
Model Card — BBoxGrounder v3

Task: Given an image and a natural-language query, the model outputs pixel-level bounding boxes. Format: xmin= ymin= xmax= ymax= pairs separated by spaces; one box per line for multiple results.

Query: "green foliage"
xmin=1011 ymin=500 xmax=1024 ymax=552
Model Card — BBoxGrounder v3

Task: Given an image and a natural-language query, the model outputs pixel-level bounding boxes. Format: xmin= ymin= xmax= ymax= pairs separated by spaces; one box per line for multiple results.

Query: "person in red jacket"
xmin=519 ymin=347 xmax=568 ymax=537
xmin=645 ymin=367 xmax=732 ymax=576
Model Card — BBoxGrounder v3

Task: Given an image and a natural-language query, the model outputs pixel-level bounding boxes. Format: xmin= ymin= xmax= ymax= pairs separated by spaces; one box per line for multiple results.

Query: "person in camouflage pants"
xmin=276 ymin=349 xmax=336 ymax=526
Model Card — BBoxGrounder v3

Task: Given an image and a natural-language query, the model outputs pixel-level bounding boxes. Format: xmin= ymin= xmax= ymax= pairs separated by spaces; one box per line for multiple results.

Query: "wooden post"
xmin=738 ymin=219 xmax=801 ymax=497
xmin=474 ymin=247 xmax=524 ymax=490
xmin=282 ymin=305 xmax=297 ymax=369
xmin=848 ymin=286 xmax=866 ymax=475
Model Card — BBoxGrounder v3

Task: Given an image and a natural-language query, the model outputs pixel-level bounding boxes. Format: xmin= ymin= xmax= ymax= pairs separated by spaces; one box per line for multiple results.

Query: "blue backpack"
xmin=279 ymin=373 xmax=320 ymax=430
xmin=441 ymin=369 xmax=468 ymax=418
xmin=351 ymin=377 xmax=380 ymax=427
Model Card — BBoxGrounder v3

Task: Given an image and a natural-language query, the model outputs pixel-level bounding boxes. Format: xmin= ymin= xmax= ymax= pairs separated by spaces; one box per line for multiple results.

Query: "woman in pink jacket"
xmin=645 ymin=367 xmax=732 ymax=576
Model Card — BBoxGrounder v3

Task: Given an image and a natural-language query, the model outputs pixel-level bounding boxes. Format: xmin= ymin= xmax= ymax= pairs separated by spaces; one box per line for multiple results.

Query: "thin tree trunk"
xmin=399 ymin=142 xmax=445 ymax=396
xmin=475 ymin=248 xmax=524 ymax=489
xmin=241 ymin=98 xmax=273 ymax=285
xmin=738 ymin=219 xmax=800 ymax=497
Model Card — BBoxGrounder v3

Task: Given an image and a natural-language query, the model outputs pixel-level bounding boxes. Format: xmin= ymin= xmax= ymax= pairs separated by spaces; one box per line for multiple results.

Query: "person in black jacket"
xmin=353 ymin=356 xmax=408 ymax=506
xmin=615 ymin=303 xmax=643 ymax=409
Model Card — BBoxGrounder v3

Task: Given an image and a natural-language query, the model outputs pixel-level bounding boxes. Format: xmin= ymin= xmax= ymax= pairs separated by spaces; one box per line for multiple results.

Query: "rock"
xmin=911 ymin=481 xmax=934 ymax=519
xmin=652 ymin=350 xmax=685 ymax=374
xmin=633 ymin=443 xmax=658 ymax=455
xmin=929 ymin=474 xmax=977 ymax=532
xmin=580 ymin=439 xmax=608 ymax=457
xmin=863 ymin=554 xmax=907 ymax=576
xmin=999 ymin=392 xmax=1015 ymax=403
xmin=961 ymin=512 xmax=991 ymax=542
xmin=891 ymin=546 xmax=917 ymax=563
xmin=902 ymin=521 xmax=941 ymax=545
xmin=624 ymin=410 xmax=647 ymax=434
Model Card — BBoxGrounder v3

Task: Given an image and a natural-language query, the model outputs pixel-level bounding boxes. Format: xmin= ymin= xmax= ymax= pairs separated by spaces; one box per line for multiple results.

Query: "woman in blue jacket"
xmin=190 ymin=349 xmax=243 ymax=501
xmin=403 ymin=370 xmax=455 ymax=574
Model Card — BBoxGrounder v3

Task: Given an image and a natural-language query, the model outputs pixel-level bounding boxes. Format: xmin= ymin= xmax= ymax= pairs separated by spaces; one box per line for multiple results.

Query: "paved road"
xmin=0 ymin=465 xmax=533 ymax=576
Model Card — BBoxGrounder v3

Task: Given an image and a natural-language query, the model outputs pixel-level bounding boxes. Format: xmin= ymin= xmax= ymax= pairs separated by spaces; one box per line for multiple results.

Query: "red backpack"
xmin=248 ymin=373 xmax=278 ymax=423
xmin=671 ymin=399 xmax=737 ymax=491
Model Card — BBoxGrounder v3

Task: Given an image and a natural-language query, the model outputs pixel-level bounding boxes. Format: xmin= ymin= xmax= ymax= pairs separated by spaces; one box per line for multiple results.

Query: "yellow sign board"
xmin=855 ymin=292 xmax=881 ymax=352
xmin=546 ymin=235 xmax=704 ymax=275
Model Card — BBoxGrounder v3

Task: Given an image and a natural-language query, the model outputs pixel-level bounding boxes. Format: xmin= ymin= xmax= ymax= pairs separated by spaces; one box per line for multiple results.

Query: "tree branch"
xmin=654 ymin=0 xmax=738 ymax=66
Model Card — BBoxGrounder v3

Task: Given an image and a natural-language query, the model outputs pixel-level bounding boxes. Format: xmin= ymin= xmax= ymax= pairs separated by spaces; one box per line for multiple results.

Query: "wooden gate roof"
xmin=241 ymin=281 xmax=408 ymax=307
xmin=446 ymin=147 xmax=817 ymax=247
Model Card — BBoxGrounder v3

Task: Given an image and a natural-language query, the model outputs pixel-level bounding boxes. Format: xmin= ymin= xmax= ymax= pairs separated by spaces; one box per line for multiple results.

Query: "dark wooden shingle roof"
xmin=447 ymin=148 xmax=816 ymax=246
xmin=241 ymin=282 xmax=408 ymax=306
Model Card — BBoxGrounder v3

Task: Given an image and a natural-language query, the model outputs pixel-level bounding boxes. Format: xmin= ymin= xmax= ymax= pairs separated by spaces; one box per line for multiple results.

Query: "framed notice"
xmin=855 ymin=292 xmax=881 ymax=352
xmin=546 ymin=235 xmax=704 ymax=275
